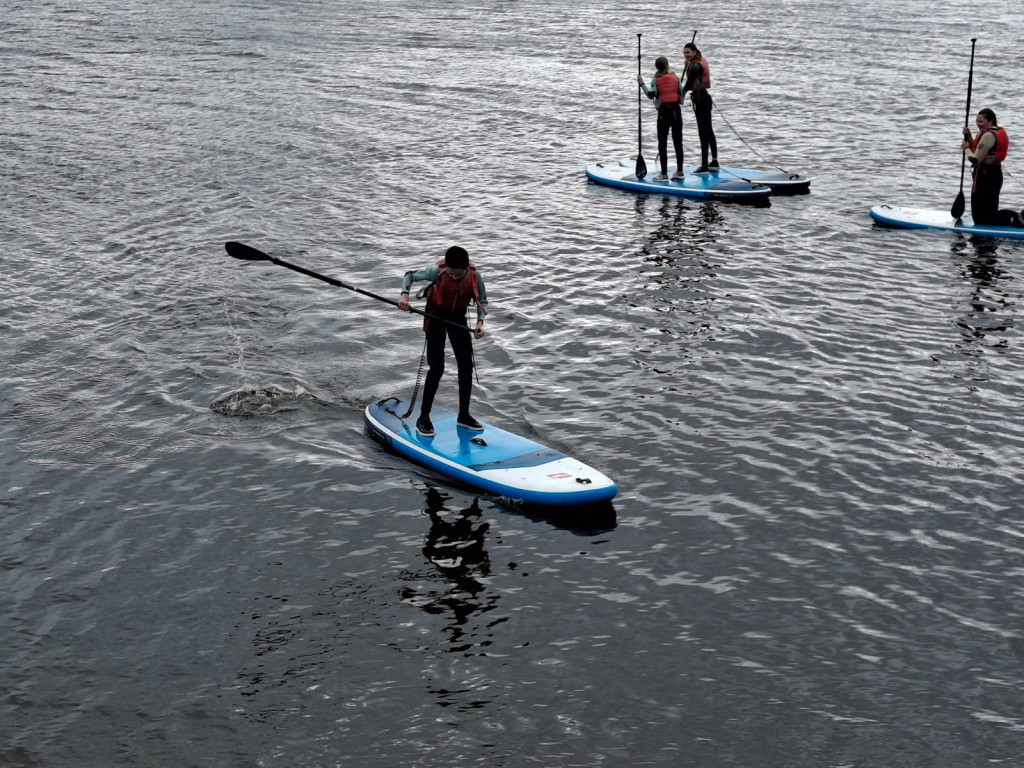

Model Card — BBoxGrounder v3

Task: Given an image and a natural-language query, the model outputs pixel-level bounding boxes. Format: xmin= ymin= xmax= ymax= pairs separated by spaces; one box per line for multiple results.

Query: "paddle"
xmin=635 ymin=33 xmax=647 ymax=179
xmin=224 ymin=242 xmax=471 ymax=332
xmin=951 ymin=38 xmax=977 ymax=220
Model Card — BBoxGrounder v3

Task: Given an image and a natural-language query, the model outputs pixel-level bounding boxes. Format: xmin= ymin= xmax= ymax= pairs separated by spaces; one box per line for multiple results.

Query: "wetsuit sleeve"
xmin=475 ymin=273 xmax=489 ymax=322
xmin=401 ymin=264 xmax=440 ymax=294
xmin=639 ymin=77 xmax=658 ymax=100
xmin=965 ymin=132 xmax=996 ymax=166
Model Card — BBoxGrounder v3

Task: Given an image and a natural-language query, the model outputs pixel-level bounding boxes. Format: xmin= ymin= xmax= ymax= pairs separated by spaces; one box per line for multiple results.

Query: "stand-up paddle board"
xmin=687 ymin=165 xmax=811 ymax=194
xmin=870 ymin=205 xmax=1024 ymax=240
xmin=365 ymin=398 xmax=618 ymax=507
xmin=586 ymin=158 xmax=771 ymax=201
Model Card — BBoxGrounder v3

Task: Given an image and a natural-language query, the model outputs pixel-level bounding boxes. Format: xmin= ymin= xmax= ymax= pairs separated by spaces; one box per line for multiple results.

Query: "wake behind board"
xmin=870 ymin=205 xmax=1024 ymax=240
xmin=586 ymin=158 xmax=771 ymax=201
xmin=365 ymin=398 xmax=618 ymax=507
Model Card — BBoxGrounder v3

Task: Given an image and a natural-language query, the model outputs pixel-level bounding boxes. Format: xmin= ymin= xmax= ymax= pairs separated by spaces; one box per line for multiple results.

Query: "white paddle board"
xmin=870 ymin=204 xmax=1024 ymax=240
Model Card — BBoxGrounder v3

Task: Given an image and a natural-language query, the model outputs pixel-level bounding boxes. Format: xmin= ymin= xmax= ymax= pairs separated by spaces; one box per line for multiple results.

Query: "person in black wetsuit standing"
xmin=681 ymin=42 xmax=719 ymax=174
xmin=637 ymin=56 xmax=685 ymax=181
xmin=398 ymin=246 xmax=489 ymax=438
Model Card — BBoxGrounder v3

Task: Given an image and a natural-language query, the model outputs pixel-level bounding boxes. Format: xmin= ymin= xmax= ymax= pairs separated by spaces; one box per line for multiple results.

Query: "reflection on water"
xmin=635 ymin=195 xmax=726 ymax=263
xmin=400 ymin=488 xmax=499 ymax=660
xmin=627 ymin=196 xmax=726 ymax=375
xmin=946 ymin=236 xmax=1016 ymax=386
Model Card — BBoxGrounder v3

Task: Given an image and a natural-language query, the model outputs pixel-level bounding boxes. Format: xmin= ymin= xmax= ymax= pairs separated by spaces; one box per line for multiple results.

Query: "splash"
xmin=210 ymin=386 xmax=310 ymax=417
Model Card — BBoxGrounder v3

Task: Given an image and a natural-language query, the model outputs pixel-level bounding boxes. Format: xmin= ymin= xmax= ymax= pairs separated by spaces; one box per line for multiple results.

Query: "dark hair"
xmin=683 ymin=42 xmax=701 ymax=59
xmin=978 ymin=108 xmax=998 ymax=126
xmin=655 ymin=56 xmax=669 ymax=74
xmin=444 ymin=245 xmax=469 ymax=269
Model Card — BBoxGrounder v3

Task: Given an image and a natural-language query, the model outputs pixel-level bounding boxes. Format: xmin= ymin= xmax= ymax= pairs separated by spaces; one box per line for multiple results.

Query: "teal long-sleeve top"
xmin=401 ymin=264 xmax=488 ymax=322
xmin=639 ymin=73 xmax=682 ymax=103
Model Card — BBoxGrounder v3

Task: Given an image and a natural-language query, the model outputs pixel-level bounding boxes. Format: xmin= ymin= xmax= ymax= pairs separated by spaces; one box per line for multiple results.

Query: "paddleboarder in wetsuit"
xmin=399 ymin=246 xmax=488 ymax=438
xmin=961 ymin=108 xmax=1024 ymax=228
xmin=681 ymin=42 xmax=719 ymax=174
xmin=637 ymin=56 xmax=685 ymax=182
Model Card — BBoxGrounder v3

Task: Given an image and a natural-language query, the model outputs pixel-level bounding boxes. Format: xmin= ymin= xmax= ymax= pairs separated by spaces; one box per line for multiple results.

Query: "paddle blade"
xmin=225 ymin=241 xmax=272 ymax=261
xmin=635 ymin=154 xmax=647 ymax=180
xmin=950 ymin=191 xmax=966 ymax=220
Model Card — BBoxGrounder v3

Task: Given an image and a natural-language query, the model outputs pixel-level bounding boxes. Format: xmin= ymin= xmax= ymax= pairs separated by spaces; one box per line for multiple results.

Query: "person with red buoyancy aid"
xmin=681 ymin=42 xmax=719 ymax=174
xmin=961 ymin=108 xmax=1024 ymax=228
xmin=637 ymin=56 xmax=685 ymax=181
xmin=398 ymin=246 xmax=489 ymax=438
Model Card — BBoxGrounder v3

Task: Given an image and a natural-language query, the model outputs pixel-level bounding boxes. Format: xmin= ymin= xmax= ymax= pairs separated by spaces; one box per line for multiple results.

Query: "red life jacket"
xmin=655 ymin=72 xmax=680 ymax=104
xmin=972 ymin=126 xmax=1008 ymax=165
xmin=423 ymin=259 xmax=487 ymax=330
xmin=686 ymin=58 xmax=711 ymax=102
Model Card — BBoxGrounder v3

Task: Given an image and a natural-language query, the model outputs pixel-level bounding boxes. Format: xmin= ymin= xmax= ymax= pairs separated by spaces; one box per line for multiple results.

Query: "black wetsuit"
xmin=421 ymin=314 xmax=474 ymax=418
xmin=682 ymin=60 xmax=718 ymax=167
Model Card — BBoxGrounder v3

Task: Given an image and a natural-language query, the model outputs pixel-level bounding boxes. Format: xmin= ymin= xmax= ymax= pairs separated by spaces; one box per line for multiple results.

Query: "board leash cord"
xmin=710 ymin=102 xmax=792 ymax=175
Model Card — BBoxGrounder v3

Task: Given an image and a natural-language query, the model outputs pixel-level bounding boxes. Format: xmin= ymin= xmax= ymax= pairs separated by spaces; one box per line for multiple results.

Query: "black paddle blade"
xmin=950 ymin=191 xmax=966 ymax=220
xmin=635 ymin=154 xmax=647 ymax=180
xmin=225 ymin=241 xmax=272 ymax=261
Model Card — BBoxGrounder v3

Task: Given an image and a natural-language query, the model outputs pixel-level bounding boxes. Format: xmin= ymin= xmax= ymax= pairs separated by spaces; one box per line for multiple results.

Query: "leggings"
xmin=420 ymin=317 xmax=474 ymax=417
xmin=971 ymin=164 xmax=1015 ymax=226
xmin=657 ymin=102 xmax=684 ymax=174
xmin=691 ymin=92 xmax=718 ymax=166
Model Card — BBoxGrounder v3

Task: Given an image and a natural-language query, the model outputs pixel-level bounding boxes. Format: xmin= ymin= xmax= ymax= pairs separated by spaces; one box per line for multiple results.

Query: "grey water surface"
xmin=4 ymin=1 xmax=1024 ymax=766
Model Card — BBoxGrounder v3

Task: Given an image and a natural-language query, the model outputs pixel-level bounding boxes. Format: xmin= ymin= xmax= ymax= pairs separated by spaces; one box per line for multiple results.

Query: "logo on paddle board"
xmin=547 ymin=472 xmax=572 ymax=479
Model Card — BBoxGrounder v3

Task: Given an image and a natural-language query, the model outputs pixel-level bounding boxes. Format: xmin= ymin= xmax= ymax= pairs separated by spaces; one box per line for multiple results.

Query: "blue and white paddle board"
xmin=685 ymin=165 xmax=811 ymax=194
xmin=586 ymin=158 xmax=771 ymax=201
xmin=364 ymin=398 xmax=618 ymax=507
xmin=870 ymin=204 xmax=1024 ymax=240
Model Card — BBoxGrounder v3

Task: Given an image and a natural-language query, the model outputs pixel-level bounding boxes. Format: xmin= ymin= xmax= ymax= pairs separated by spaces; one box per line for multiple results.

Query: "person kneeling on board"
xmin=637 ymin=56 xmax=685 ymax=182
xmin=961 ymin=108 xmax=1024 ymax=228
xmin=399 ymin=246 xmax=489 ymax=438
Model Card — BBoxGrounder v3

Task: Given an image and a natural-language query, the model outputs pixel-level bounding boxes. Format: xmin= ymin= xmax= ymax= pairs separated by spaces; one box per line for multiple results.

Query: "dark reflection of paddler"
xmin=635 ymin=194 xmax=724 ymax=259
xmin=405 ymin=488 xmax=499 ymax=652
xmin=630 ymin=195 xmax=724 ymax=351
xmin=950 ymin=236 xmax=1014 ymax=359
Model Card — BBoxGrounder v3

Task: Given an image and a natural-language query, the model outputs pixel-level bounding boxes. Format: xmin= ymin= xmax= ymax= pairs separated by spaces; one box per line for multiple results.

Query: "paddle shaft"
xmin=229 ymin=244 xmax=475 ymax=333
xmin=636 ymin=34 xmax=643 ymax=156
xmin=954 ymin=38 xmax=977 ymax=215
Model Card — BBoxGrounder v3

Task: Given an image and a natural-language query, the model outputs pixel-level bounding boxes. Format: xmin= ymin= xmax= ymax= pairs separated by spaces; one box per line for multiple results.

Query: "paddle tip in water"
xmin=224 ymin=241 xmax=271 ymax=261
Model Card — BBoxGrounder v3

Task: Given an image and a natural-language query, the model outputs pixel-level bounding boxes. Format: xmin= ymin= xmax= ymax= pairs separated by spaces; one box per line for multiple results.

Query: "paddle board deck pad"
xmin=586 ymin=159 xmax=771 ymax=201
xmin=686 ymin=165 xmax=811 ymax=194
xmin=870 ymin=205 xmax=1024 ymax=240
xmin=365 ymin=398 xmax=618 ymax=507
